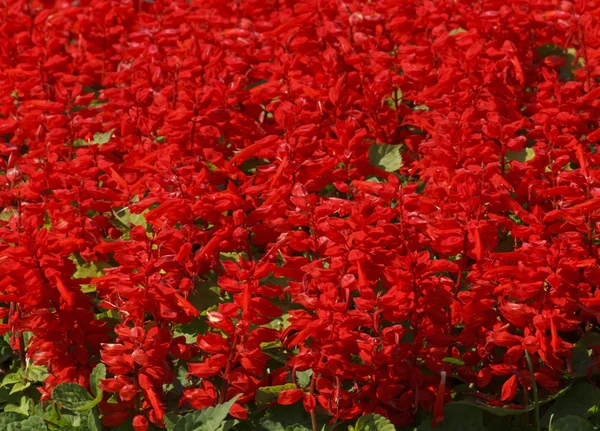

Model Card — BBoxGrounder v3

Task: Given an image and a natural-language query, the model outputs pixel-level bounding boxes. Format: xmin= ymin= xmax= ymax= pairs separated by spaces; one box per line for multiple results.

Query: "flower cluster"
xmin=2 ymin=0 xmax=600 ymax=429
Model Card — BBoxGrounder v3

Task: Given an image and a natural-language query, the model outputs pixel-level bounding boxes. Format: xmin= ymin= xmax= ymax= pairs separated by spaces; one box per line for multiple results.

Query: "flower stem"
xmin=525 ymin=351 xmax=540 ymax=431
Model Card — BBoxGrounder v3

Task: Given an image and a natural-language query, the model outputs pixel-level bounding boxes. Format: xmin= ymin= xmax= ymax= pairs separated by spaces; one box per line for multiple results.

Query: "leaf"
xmin=6 ymin=416 xmax=47 ymax=431
xmin=256 ymin=384 xmax=298 ymax=406
xmin=4 ymin=396 xmax=31 ymax=416
xmin=296 ymin=370 xmax=312 ymax=387
xmin=352 ymin=414 xmax=396 ymax=431
xmin=442 ymin=357 xmax=465 ymax=366
xmin=174 ymin=394 xmax=241 ymax=431
xmin=51 ymin=383 xmax=95 ymax=412
xmin=10 ymin=381 xmax=30 ymax=394
xmin=0 ymin=209 xmax=16 ymax=222
xmin=93 ymin=129 xmax=114 ymax=145
xmin=284 ymin=426 xmax=311 ymax=431
xmin=449 ymin=28 xmax=467 ymax=35
xmin=263 ymin=313 xmax=291 ymax=331
xmin=112 ymin=207 xmax=148 ymax=231
xmin=416 ymin=404 xmax=488 ymax=430
xmin=165 ymin=413 xmax=180 ymax=431
xmin=369 ymin=143 xmax=403 ymax=172
xmin=258 ymin=404 xmax=316 ymax=431
xmin=90 ymin=363 xmax=106 ymax=398
xmin=2 ymin=373 xmax=23 ymax=387
xmin=73 ymin=261 xmax=111 ymax=279
xmin=85 ymin=409 xmax=102 ymax=431
xmin=72 ymin=129 xmax=114 ymax=148
xmin=386 ymin=88 xmax=403 ymax=110
xmin=550 ymin=415 xmax=594 ymax=431
xmin=0 ymin=412 xmax=27 ymax=426
xmin=541 ymin=383 xmax=600 ymax=427
xmin=25 ymin=365 xmax=49 ymax=383
xmin=571 ymin=332 xmax=600 ymax=376
xmin=505 ymin=148 xmax=535 ymax=163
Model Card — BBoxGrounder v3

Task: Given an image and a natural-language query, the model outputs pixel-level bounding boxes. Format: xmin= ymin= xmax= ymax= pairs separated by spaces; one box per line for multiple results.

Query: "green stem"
xmin=525 ymin=351 xmax=541 ymax=431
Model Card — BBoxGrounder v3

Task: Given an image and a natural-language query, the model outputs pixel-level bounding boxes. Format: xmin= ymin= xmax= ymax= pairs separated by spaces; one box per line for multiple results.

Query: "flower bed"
xmin=2 ymin=0 xmax=600 ymax=430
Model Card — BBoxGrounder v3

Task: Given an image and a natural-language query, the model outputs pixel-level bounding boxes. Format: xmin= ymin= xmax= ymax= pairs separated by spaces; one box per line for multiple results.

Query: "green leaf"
xmin=90 ymin=363 xmax=106 ymax=398
xmin=263 ymin=313 xmax=291 ymax=331
xmin=296 ymin=370 xmax=312 ymax=387
xmin=93 ymin=129 xmax=114 ymax=145
xmin=571 ymin=332 xmax=600 ymax=376
xmin=112 ymin=206 xmax=148 ymax=230
xmin=6 ymin=416 xmax=47 ymax=431
xmin=25 ymin=365 xmax=49 ymax=383
xmin=10 ymin=381 xmax=31 ymax=394
xmin=73 ymin=261 xmax=111 ymax=279
xmin=256 ymin=384 xmax=297 ymax=406
xmin=0 ymin=209 xmax=16 ymax=222
xmin=283 ymin=426 xmax=311 ymax=431
xmin=442 ymin=357 xmax=465 ymax=366
xmin=4 ymin=396 xmax=32 ymax=416
xmin=541 ymin=383 xmax=600 ymax=427
xmin=386 ymin=88 xmax=403 ymax=110
xmin=550 ymin=415 xmax=594 ymax=431
xmin=369 ymin=143 xmax=403 ymax=172
xmin=2 ymin=373 xmax=23 ymax=387
xmin=352 ymin=414 xmax=396 ymax=431
xmin=51 ymin=383 xmax=95 ymax=412
xmin=449 ymin=28 xmax=467 ymax=36
xmin=174 ymin=394 xmax=241 ymax=431
xmin=260 ymin=340 xmax=282 ymax=351
xmin=258 ymin=404 xmax=316 ymax=431
xmin=505 ymin=148 xmax=535 ymax=163
xmin=165 ymin=413 xmax=180 ymax=431
xmin=0 ymin=412 xmax=27 ymax=426
xmin=416 ymin=404 xmax=488 ymax=430
xmin=72 ymin=129 xmax=114 ymax=148
xmin=85 ymin=409 xmax=102 ymax=431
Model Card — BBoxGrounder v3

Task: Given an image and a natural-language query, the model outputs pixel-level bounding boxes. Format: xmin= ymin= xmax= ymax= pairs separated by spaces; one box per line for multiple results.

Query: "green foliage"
xmin=442 ymin=357 xmax=465 ymax=366
xmin=416 ymin=404 xmax=487 ymax=430
xmin=549 ymin=415 xmax=594 ymax=431
xmin=295 ymin=370 xmax=312 ymax=387
xmin=173 ymin=394 xmax=240 ymax=431
xmin=6 ymin=416 xmax=47 ymax=431
xmin=541 ymin=383 xmax=600 ymax=427
xmin=258 ymin=404 xmax=317 ymax=431
xmin=350 ymin=414 xmax=396 ymax=431
xmin=368 ymin=143 xmax=403 ymax=172
xmin=73 ymin=129 xmax=115 ymax=148
xmin=570 ymin=332 xmax=600 ymax=376
xmin=89 ymin=365 xmax=106 ymax=399
xmin=386 ymin=88 xmax=403 ymax=110
xmin=449 ymin=28 xmax=467 ymax=36
xmin=51 ymin=383 xmax=96 ymax=412
xmin=505 ymin=147 xmax=535 ymax=163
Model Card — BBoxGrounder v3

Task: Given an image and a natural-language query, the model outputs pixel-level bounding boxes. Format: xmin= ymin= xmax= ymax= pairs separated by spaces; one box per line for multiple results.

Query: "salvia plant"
xmin=2 ymin=0 xmax=600 ymax=430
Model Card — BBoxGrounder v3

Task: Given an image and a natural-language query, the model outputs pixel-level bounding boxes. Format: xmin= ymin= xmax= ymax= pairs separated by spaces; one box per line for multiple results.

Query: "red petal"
xmin=500 ymin=375 xmax=518 ymax=401
xmin=277 ymin=389 xmax=304 ymax=405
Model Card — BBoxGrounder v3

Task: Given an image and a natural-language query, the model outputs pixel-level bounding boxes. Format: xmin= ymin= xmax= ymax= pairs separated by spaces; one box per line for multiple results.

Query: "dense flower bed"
xmin=2 ymin=0 xmax=600 ymax=430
